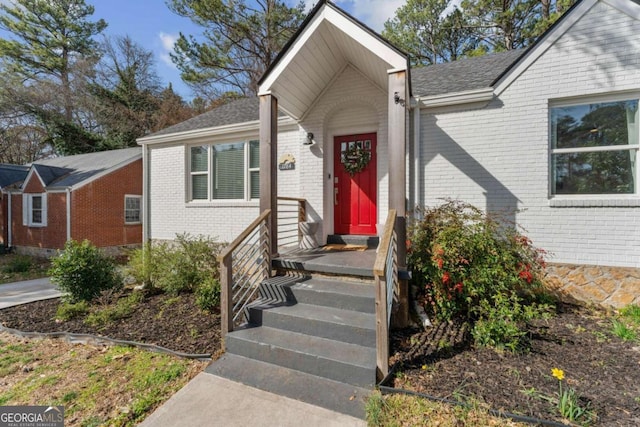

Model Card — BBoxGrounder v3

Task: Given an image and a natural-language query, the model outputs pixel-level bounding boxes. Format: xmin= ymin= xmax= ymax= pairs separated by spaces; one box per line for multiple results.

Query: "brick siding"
xmin=420 ymin=1 xmax=640 ymax=268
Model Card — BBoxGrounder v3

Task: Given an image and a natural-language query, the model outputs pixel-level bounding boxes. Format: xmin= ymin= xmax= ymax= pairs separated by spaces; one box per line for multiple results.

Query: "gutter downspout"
xmin=142 ymin=143 xmax=150 ymax=243
xmin=7 ymin=192 xmax=12 ymax=247
xmin=413 ymin=99 xmax=421 ymax=210
xmin=66 ymin=188 xmax=71 ymax=241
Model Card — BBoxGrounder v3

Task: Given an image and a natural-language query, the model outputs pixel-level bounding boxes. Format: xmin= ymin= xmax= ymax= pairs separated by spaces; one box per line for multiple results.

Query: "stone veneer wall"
xmin=544 ymin=264 xmax=640 ymax=309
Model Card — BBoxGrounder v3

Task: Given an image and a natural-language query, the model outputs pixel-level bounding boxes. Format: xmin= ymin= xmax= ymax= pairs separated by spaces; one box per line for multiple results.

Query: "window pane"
xmin=551 ymin=100 xmax=639 ymax=149
xmin=191 ymin=175 xmax=208 ymax=199
xmin=191 ymin=146 xmax=208 ymax=172
xmin=125 ymin=197 xmax=141 ymax=223
xmin=249 ymin=140 xmax=259 ymax=169
xmin=32 ymin=196 xmax=42 ymax=210
xmin=212 ymin=142 xmax=244 ymax=199
xmin=126 ymin=197 xmax=140 ymax=210
xmin=250 ymin=171 xmax=260 ymax=199
xmin=553 ymin=151 xmax=635 ymax=194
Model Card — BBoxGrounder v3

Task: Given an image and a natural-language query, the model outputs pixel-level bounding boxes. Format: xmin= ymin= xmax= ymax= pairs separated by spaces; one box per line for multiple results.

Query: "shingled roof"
xmin=0 ymin=164 xmax=28 ymax=189
xmin=26 ymin=147 xmax=141 ymax=189
xmin=411 ymin=50 xmax=524 ymax=97
xmin=150 ymin=97 xmax=263 ymax=137
xmin=144 ymin=50 xmax=522 ymax=138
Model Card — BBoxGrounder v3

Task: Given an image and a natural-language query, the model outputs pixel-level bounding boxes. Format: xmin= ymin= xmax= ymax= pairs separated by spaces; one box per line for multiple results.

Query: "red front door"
xmin=333 ymin=133 xmax=377 ymax=235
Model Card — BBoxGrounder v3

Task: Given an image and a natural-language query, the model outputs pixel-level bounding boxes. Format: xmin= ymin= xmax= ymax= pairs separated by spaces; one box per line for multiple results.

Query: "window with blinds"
xmin=189 ymin=140 xmax=259 ymax=201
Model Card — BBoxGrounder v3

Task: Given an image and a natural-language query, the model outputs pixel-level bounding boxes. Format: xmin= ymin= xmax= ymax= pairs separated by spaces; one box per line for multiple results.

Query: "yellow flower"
xmin=421 ymin=365 xmax=427 ymax=370
xmin=552 ymin=368 xmax=565 ymax=381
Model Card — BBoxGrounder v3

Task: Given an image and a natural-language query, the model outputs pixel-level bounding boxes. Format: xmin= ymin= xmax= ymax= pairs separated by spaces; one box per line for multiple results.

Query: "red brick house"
xmin=0 ymin=164 xmax=29 ymax=250
xmin=0 ymin=148 xmax=142 ymax=256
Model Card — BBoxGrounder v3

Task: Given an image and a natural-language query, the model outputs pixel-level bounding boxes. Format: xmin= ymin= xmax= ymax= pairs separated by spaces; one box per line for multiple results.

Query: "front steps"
xmin=207 ymin=271 xmax=377 ymax=418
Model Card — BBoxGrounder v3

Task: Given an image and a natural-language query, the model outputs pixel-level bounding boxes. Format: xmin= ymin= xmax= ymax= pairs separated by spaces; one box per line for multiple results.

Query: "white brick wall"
xmin=149 ymin=129 xmax=301 ymax=243
xmin=420 ymin=1 xmax=640 ymax=267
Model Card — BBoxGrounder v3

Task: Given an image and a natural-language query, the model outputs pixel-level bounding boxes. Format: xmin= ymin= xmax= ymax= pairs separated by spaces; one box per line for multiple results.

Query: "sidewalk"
xmin=139 ymin=373 xmax=367 ymax=427
xmin=0 ymin=277 xmax=60 ymax=309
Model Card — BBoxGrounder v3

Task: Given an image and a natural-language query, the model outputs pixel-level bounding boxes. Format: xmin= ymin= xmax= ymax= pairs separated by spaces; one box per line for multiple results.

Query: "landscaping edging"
xmin=0 ymin=324 xmax=212 ymax=361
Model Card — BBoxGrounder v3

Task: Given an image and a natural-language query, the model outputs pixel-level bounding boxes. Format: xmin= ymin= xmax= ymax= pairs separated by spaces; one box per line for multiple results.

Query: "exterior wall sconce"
xmin=303 ymin=132 xmax=314 ymax=145
xmin=394 ymin=92 xmax=406 ymax=107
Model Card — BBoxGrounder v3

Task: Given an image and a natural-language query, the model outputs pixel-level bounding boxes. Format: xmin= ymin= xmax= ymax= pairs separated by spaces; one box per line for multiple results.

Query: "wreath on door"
xmin=342 ymin=144 xmax=371 ymax=176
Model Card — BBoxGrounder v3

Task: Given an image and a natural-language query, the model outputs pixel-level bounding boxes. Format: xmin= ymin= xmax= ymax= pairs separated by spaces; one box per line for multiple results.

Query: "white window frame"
xmin=187 ymin=139 xmax=259 ymax=202
xmin=549 ymin=93 xmax=640 ymax=204
xmin=124 ymin=195 xmax=142 ymax=224
xmin=22 ymin=193 xmax=47 ymax=227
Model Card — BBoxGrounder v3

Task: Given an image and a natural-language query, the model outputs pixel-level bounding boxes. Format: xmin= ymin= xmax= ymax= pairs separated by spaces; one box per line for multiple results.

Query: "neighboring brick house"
xmin=139 ymin=0 xmax=640 ymax=307
xmin=0 ymin=164 xmax=29 ymax=249
xmin=1 ymin=148 xmax=142 ymax=256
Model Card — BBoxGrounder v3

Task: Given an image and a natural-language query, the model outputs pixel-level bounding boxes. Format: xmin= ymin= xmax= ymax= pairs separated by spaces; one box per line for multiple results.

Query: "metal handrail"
xmin=218 ymin=209 xmax=272 ymax=338
xmin=277 ymin=197 xmax=306 ymax=247
xmin=373 ymin=209 xmax=398 ymax=380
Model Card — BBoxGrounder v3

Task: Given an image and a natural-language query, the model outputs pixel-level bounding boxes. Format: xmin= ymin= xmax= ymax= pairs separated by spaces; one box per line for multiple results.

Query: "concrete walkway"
xmin=0 ymin=277 xmax=60 ymax=309
xmin=140 ymin=373 xmax=367 ymax=427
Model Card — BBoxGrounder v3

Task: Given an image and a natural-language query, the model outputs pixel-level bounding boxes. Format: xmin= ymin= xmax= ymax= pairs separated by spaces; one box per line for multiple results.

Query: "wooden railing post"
xmin=375 ymin=274 xmax=389 ymax=380
xmin=374 ymin=209 xmax=397 ymax=382
xmin=220 ymin=254 xmax=233 ymax=339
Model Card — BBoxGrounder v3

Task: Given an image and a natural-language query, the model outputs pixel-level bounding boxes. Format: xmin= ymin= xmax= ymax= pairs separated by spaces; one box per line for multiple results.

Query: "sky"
xmin=88 ymin=0 xmax=407 ymax=101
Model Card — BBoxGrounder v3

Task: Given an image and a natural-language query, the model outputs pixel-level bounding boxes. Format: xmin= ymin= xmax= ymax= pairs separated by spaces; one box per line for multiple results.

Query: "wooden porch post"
xmin=388 ymin=70 xmax=409 ymax=328
xmin=260 ymin=94 xmax=278 ymax=257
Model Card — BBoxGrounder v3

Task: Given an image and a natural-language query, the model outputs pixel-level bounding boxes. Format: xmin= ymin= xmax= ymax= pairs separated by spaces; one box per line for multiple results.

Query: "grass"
xmin=85 ymin=292 xmax=144 ymax=327
xmin=0 ymin=332 xmax=205 ymax=426
xmin=611 ymin=304 xmax=640 ymax=342
xmin=0 ymin=253 xmax=50 ymax=284
xmin=365 ymin=392 xmax=527 ymax=426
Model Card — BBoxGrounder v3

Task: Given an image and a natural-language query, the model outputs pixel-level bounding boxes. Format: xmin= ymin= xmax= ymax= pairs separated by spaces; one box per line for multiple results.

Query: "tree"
xmin=0 ymin=0 xmax=107 ymax=154
xmin=461 ymin=0 xmax=542 ymax=51
xmin=383 ymin=0 xmax=476 ymax=66
xmin=167 ymin=0 xmax=305 ymax=98
xmin=151 ymin=84 xmax=196 ymax=133
xmin=90 ymin=36 xmax=163 ymax=148
xmin=0 ymin=71 xmax=50 ymax=164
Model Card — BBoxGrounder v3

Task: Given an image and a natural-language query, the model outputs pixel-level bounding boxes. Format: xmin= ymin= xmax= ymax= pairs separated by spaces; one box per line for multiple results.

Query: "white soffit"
xmin=259 ymin=3 xmax=406 ymax=120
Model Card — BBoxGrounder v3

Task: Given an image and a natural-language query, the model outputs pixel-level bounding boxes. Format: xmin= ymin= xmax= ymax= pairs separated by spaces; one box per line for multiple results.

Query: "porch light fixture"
xmin=394 ymin=91 xmax=406 ymax=107
xmin=303 ymin=132 xmax=314 ymax=145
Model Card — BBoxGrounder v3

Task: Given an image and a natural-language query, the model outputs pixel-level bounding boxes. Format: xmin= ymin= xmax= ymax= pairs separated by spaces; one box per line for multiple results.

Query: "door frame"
xmin=324 ymin=126 xmax=379 ymax=240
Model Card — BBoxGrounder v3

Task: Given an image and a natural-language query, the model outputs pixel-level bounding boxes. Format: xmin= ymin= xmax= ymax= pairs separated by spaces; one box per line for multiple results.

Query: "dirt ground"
xmin=0 ymin=292 xmax=221 ymax=355
xmin=389 ymin=303 xmax=640 ymax=426
xmin=2 ymin=294 xmax=639 ymax=425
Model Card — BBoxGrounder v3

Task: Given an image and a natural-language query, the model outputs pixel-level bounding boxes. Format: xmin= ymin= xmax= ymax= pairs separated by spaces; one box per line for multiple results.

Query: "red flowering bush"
xmin=408 ymin=200 xmax=553 ymax=351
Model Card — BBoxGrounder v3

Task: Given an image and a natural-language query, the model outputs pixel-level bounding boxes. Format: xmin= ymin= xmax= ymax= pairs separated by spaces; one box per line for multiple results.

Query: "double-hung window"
xmin=550 ymin=98 xmax=639 ymax=196
xmin=22 ymin=193 xmax=47 ymax=227
xmin=189 ymin=140 xmax=260 ymax=201
xmin=124 ymin=195 xmax=142 ymax=224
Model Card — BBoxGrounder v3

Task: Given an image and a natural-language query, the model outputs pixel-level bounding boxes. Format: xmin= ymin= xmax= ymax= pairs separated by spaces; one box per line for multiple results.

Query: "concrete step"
xmin=288 ymin=277 xmax=376 ymax=314
xmin=206 ymin=354 xmax=370 ymax=419
xmin=327 ymin=234 xmax=379 ymax=248
xmin=225 ymin=326 xmax=376 ymax=388
xmin=248 ymin=302 xmax=376 ymax=347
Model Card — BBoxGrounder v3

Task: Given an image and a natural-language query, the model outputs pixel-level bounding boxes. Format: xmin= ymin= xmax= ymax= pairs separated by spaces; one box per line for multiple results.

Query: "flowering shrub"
xmin=408 ymin=200 xmax=553 ymax=351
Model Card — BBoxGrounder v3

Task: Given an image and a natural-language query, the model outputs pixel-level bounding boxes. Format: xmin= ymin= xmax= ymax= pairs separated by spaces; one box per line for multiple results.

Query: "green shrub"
xmin=126 ymin=234 xmax=221 ymax=295
xmin=2 ymin=255 xmax=32 ymax=273
xmin=409 ymin=200 xmax=553 ymax=351
xmin=196 ymin=276 xmax=221 ymax=312
xmin=48 ymin=240 xmax=122 ymax=303
xmin=55 ymin=300 xmax=89 ymax=321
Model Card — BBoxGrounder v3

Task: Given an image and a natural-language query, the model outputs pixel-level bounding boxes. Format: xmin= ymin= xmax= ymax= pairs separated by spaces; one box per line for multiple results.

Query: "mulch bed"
xmin=389 ymin=303 xmax=640 ymax=426
xmin=0 ymin=292 xmax=221 ymax=355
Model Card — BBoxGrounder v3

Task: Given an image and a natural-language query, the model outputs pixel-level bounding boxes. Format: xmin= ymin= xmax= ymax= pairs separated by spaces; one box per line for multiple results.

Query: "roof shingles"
xmin=144 ymin=50 xmax=523 ymax=138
